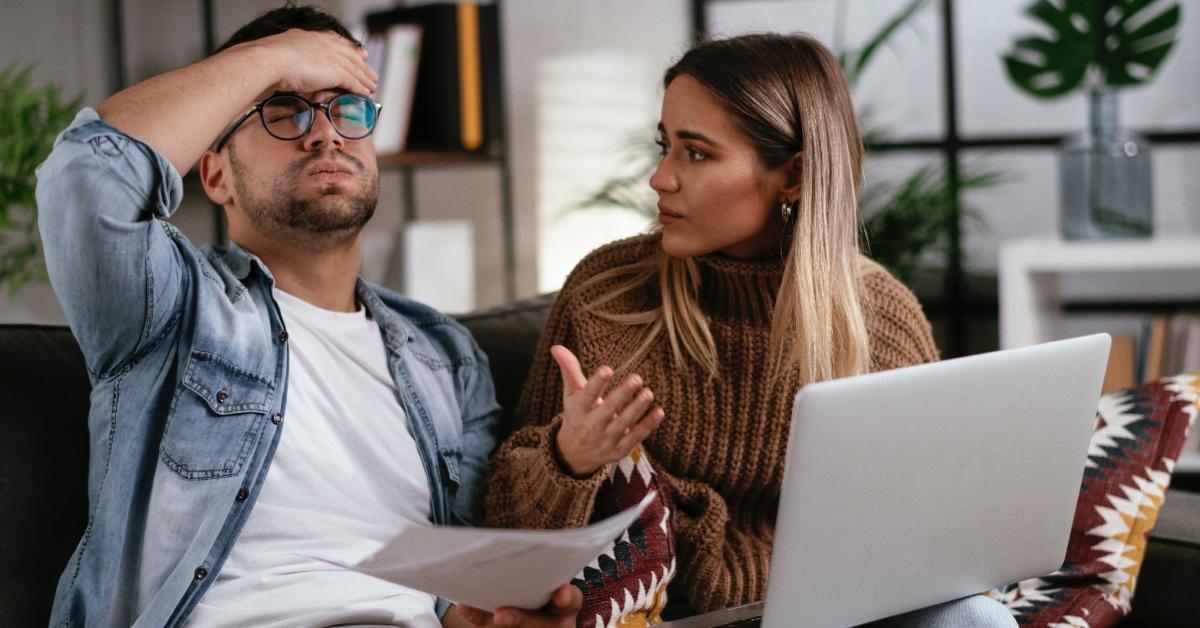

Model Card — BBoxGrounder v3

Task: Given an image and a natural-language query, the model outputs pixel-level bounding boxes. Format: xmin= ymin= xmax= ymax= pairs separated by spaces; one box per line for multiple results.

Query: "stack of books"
xmin=1139 ymin=312 xmax=1200 ymax=383
xmin=1103 ymin=311 xmax=1200 ymax=392
xmin=364 ymin=1 xmax=502 ymax=155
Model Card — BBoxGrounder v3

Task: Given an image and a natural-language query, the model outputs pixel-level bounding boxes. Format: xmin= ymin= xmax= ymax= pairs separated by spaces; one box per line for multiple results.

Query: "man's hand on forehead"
xmin=93 ymin=26 xmax=378 ymax=174
xmin=248 ymin=29 xmax=377 ymax=98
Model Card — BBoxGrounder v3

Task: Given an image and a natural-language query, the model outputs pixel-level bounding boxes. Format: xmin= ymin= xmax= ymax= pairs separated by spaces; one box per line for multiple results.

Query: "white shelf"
xmin=999 ymin=237 xmax=1200 ymax=349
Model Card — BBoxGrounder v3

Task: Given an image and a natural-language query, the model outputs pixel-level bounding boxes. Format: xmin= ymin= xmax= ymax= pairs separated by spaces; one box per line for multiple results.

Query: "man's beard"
xmin=229 ymin=147 xmax=379 ymax=249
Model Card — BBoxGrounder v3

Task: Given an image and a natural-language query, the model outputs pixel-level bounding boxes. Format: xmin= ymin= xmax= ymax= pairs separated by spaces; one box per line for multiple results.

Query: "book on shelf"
xmin=1167 ymin=311 xmax=1200 ymax=473
xmin=1138 ymin=314 xmax=1168 ymax=383
xmin=1177 ymin=313 xmax=1200 ymax=375
xmin=366 ymin=1 xmax=501 ymax=154
xmin=1102 ymin=335 xmax=1136 ymax=394
xmin=1144 ymin=311 xmax=1200 ymax=379
xmin=367 ymin=22 xmax=423 ymax=155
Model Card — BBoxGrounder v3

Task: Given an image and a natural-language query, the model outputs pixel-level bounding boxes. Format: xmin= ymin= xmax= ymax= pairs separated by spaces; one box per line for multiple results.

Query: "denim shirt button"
xmin=272 ymin=412 xmax=283 ymax=425
xmin=216 ymin=389 xmax=229 ymax=404
xmin=277 ymin=330 xmax=289 ymax=342
xmin=194 ymin=567 xmax=208 ymax=580
xmin=235 ymin=488 xmax=250 ymax=502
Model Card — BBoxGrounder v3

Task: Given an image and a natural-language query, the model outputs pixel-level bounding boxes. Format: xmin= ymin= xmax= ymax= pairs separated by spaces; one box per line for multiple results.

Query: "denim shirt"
xmin=36 ymin=109 xmax=501 ymax=627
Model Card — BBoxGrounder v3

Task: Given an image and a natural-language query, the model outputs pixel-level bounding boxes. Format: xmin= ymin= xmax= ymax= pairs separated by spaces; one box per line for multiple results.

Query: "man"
xmin=36 ymin=5 xmax=579 ymax=627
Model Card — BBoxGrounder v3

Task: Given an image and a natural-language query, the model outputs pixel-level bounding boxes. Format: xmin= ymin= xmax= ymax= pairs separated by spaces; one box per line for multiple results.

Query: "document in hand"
xmin=329 ymin=492 xmax=656 ymax=611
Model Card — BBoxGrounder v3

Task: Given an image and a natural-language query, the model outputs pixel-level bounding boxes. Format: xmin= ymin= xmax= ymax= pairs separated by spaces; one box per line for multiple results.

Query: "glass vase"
xmin=1059 ymin=87 xmax=1153 ymax=240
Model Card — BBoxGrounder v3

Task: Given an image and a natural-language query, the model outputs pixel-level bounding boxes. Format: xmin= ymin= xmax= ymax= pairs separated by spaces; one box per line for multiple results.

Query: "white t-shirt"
xmin=186 ymin=288 xmax=441 ymax=628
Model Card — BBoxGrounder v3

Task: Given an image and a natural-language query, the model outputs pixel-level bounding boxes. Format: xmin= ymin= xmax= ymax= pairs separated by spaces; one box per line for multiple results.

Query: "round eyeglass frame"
xmin=211 ymin=92 xmax=383 ymax=152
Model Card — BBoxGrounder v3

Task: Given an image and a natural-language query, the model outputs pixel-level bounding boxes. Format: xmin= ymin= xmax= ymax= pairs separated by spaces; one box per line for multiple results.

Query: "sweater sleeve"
xmin=665 ymin=471 xmax=773 ymax=612
xmin=862 ymin=269 xmax=940 ymax=371
xmin=482 ymin=277 xmax=610 ymax=529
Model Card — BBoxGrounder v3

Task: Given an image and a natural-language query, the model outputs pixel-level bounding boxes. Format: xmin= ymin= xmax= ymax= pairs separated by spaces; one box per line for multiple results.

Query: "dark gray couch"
xmin=2 ymin=294 xmax=1197 ymax=626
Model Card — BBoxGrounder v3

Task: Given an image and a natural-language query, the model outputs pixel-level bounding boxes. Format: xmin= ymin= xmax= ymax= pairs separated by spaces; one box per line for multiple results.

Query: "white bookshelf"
xmin=998 ymin=237 xmax=1200 ymax=473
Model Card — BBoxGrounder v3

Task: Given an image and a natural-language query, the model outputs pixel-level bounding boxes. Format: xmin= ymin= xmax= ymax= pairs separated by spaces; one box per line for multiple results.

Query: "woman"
xmin=485 ymin=33 xmax=1015 ymax=628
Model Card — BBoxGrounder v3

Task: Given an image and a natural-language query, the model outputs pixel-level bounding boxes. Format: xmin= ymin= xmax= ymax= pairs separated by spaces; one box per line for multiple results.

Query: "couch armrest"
xmin=1150 ymin=488 xmax=1200 ymax=546
xmin=1121 ymin=489 xmax=1200 ymax=628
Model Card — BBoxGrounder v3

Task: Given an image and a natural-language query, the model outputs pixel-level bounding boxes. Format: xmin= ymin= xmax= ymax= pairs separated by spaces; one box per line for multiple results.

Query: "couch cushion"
xmin=0 ymin=325 xmax=92 ymax=626
xmin=992 ymin=373 xmax=1199 ymax=627
xmin=572 ymin=444 xmax=676 ymax=627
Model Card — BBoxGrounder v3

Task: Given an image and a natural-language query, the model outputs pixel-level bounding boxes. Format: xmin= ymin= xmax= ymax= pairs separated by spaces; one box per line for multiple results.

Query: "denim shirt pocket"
xmin=160 ymin=351 xmax=274 ymax=480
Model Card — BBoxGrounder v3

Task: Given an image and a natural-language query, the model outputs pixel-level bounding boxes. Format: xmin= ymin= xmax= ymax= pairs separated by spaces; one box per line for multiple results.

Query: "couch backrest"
xmin=454 ymin=293 xmax=554 ymax=433
xmin=0 ymin=293 xmax=552 ymax=625
xmin=0 ymin=325 xmax=93 ymax=626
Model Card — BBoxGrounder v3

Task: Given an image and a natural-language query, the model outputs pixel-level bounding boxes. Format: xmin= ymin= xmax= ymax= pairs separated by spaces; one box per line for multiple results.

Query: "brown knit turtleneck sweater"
xmin=483 ymin=233 xmax=939 ymax=613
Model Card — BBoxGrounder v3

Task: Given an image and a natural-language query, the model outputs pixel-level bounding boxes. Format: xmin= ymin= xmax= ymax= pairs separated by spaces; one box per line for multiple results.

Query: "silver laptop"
xmin=662 ymin=333 xmax=1111 ymax=628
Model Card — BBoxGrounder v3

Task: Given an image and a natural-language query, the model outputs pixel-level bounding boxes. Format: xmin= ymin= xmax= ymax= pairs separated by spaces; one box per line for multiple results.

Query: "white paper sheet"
xmin=316 ymin=492 xmax=656 ymax=612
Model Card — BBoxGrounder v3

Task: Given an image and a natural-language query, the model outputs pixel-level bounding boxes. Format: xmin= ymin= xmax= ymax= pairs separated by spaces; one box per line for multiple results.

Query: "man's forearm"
xmin=95 ymin=43 xmax=280 ymax=175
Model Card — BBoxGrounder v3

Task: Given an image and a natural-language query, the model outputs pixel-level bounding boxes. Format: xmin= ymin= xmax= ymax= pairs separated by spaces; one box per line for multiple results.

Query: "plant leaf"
xmin=846 ymin=0 xmax=933 ymax=87
xmin=1104 ymin=3 xmax=1181 ymax=84
xmin=1003 ymin=0 xmax=1182 ymax=97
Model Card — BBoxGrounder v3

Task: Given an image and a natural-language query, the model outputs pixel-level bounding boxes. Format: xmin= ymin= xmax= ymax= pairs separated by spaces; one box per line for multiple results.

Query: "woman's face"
xmin=650 ymin=74 xmax=791 ymax=260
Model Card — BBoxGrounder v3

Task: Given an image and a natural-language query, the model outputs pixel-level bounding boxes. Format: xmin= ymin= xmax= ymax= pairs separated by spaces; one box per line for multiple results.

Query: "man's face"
xmin=221 ymin=89 xmax=380 ymax=249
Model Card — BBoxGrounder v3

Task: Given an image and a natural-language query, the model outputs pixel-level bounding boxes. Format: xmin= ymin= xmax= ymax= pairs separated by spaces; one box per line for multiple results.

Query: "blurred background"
xmin=2 ymin=0 xmax=1198 ymax=378
xmin=5 ymin=6 xmax=1200 ymax=623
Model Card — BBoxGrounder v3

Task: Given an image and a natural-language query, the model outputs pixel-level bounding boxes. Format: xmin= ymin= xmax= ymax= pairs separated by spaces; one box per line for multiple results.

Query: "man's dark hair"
xmin=214 ymin=2 xmax=358 ymax=54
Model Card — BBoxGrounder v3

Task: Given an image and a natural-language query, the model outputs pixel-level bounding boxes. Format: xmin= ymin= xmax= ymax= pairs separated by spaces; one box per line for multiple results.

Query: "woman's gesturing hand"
xmin=550 ymin=345 xmax=665 ymax=477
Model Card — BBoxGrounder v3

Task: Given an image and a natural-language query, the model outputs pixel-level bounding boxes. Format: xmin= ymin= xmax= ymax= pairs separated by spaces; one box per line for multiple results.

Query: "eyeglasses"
xmin=211 ymin=93 xmax=383 ymax=152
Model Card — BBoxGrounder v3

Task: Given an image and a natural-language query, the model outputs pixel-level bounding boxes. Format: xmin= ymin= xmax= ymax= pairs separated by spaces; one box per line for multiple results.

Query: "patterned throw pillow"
xmin=571 ymin=444 xmax=676 ymax=628
xmin=990 ymin=373 xmax=1199 ymax=627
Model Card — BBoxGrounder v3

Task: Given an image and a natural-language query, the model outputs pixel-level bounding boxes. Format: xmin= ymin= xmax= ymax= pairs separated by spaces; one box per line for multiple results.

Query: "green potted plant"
xmin=1003 ymin=0 xmax=1182 ymax=239
xmin=0 ymin=63 xmax=81 ymax=295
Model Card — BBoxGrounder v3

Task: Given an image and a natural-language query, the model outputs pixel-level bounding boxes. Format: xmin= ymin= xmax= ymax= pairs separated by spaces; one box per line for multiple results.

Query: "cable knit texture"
xmin=484 ymin=232 xmax=939 ymax=613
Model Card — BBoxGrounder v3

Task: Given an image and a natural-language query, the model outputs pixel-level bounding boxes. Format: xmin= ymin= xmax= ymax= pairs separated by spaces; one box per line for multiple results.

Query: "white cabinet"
xmin=999 ymin=238 xmax=1200 ymax=349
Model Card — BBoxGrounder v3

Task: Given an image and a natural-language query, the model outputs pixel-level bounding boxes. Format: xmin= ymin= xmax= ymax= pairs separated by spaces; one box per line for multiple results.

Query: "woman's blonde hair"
xmin=579 ymin=33 xmax=871 ymax=385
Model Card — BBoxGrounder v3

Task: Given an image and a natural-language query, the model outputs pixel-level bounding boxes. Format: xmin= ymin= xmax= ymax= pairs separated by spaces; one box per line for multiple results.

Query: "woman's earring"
xmin=778 ymin=200 xmax=796 ymax=259
xmin=780 ymin=200 xmax=795 ymax=222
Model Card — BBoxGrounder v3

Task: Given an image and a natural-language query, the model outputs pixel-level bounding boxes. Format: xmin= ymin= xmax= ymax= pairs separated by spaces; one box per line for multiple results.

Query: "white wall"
xmin=502 ymin=0 xmax=690 ymax=295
